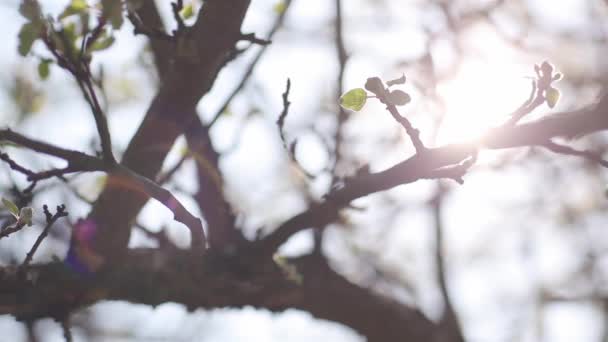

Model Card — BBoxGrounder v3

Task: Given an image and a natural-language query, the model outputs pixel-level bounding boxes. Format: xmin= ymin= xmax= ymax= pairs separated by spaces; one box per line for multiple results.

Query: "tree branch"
xmin=0 ymin=249 xmax=442 ymax=342
xmin=0 ymin=129 xmax=206 ymax=257
xmin=19 ymin=204 xmax=68 ymax=274
xmin=84 ymin=0 xmax=252 ymax=260
xmin=259 ymin=96 xmax=608 ymax=254
xmin=207 ymin=0 xmax=292 ymax=127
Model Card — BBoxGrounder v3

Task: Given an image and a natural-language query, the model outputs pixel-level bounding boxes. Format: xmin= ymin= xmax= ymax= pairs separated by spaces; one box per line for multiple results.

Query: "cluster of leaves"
xmin=339 ymin=74 xmax=411 ymax=112
xmin=535 ymin=61 xmax=562 ymax=108
xmin=2 ymin=197 xmax=33 ymax=227
xmin=17 ymin=0 xmax=138 ymax=79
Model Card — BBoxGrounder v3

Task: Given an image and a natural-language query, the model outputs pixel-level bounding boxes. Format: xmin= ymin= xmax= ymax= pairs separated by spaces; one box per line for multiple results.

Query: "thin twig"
xmin=0 ymin=221 xmax=26 ymax=240
xmin=386 ymin=105 xmax=426 ymax=154
xmin=365 ymin=77 xmax=427 ymax=154
xmin=0 ymin=129 xmax=206 ymax=252
xmin=80 ymin=63 xmax=115 ymax=164
xmin=505 ymin=79 xmax=544 ymax=126
xmin=207 ymin=0 xmax=293 ymax=127
xmin=60 ymin=317 xmax=73 ymax=342
xmin=239 ymin=33 xmax=271 ymax=45
xmin=259 ymin=94 xmax=608 ymax=254
xmin=171 ymin=0 xmax=186 ymax=33
xmin=113 ymin=165 xmax=207 ymax=251
xmin=19 ymin=205 xmax=68 ymax=273
xmin=541 ymin=140 xmax=608 ymax=168
xmin=431 ymin=185 xmax=465 ymax=342
xmin=277 ymin=78 xmax=292 ymax=149
xmin=0 ymin=129 xmax=104 ymax=168
xmin=156 ymin=153 xmax=190 ymax=184
xmin=331 ymin=0 xmax=349 ymax=186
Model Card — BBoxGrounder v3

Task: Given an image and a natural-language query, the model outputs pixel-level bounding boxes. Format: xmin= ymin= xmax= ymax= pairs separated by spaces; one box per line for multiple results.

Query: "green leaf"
xmin=387 ymin=90 xmax=411 ymax=106
xmin=180 ymin=3 xmax=195 ymax=19
xmin=38 ymin=59 xmax=51 ymax=80
xmin=339 ymin=88 xmax=367 ymax=112
xmin=386 ymin=74 xmax=406 ymax=87
xmin=102 ymin=0 xmax=123 ymax=30
xmin=2 ymin=198 xmax=20 ymax=218
xmin=88 ymin=34 xmax=115 ymax=52
xmin=19 ymin=0 xmax=42 ymax=21
xmin=59 ymin=0 xmax=89 ymax=20
xmin=546 ymin=86 xmax=560 ymax=108
xmin=18 ymin=207 xmax=33 ymax=226
xmin=273 ymin=1 xmax=287 ymax=14
xmin=17 ymin=22 xmax=39 ymax=56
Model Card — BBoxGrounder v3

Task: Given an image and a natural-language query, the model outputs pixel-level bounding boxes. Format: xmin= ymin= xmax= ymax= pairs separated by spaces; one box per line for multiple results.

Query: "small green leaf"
xmin=59 ymin=0 xmax=88 ymax=19
xmin=70 ymin=0 xmax=87 ymax=10
xmin=2 ymin=198 xmax=20 ymax=218
xmin=553 ymin=73 xmax=563 ymax=82
xmin=387 ymin=74 xmax=406 ymax=87
xmin=339 ymin=88 xmax=367 ymax=112
xmin=19 ymin=0 xmax=42 ymax=21
xmin=18 ymin=207 xmax=33 ymax=226
xmin=88 ymin=34 xmax=115 ymax=52
xmin=273 ymin=1 xmax=287 ymax=14
xmin=546 ymin=86 xmax=560 ymax=108
xmin=17 ymin=22 xmax=39 ymax=56
xmin=180 ymin=3 xmax=195 ymax=19
xmin=102 ymin=0 xmax=123 ymax=30
xmin=387 ymin=90 xmax=411 ymax=106
xmin=38 ymin=59 xmax=51 ymax=79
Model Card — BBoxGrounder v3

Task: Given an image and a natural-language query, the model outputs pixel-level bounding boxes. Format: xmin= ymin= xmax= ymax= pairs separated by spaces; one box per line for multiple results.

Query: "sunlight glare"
xmin=436 ymin=60 xmax=531 ymax=145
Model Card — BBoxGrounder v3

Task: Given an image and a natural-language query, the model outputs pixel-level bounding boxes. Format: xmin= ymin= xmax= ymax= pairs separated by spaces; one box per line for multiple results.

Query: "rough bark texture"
xmin=0 ymin=249 xmax=441 ymax=341
xmin=86 ymin=0 xmax=251 ymax=260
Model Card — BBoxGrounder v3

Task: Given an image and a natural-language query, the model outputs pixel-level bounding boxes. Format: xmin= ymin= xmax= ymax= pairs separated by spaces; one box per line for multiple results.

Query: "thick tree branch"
xmin=0 ymin=249 xmax=442 ymax=342
xmin=259 ymin=96 xmax=608 ymax=254
xmin=185 ymin=116 xmax=242 ymax=250
xmin=129 ymin=1 xmax=172 ymax=80
xmin=0 ymin=129 xmax=206 ymax=255
xmin=84 ymin=0 xmax=252 ymax=260
xmin=0 ymin=129 xmax=104 ymax=171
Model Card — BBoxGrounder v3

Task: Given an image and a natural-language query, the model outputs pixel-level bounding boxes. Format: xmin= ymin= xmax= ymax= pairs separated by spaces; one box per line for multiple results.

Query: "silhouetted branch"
xmin=239 ymin=33 xmax=271 ymax=45
xmin=60 ymin=317 xmax=73 ymax=342
xmin=19 ymin=204 xmax=68 ymax=274
xmin=541 ymin=140 xmax=608 ymax=168
xmin=0 ymin=221 xmax=27 ymax=240
xmin=0 ymin=129 xmax=206 ymax=253
xmin=260 ymin=95 xmax=608 ymax=253
xmin=277 ymin=78 xmax=292 ymax=149
xmin=208 ymin=0 xmax=292 ymax=127
xmin=431 ymin=185 xmax=465 ymax=342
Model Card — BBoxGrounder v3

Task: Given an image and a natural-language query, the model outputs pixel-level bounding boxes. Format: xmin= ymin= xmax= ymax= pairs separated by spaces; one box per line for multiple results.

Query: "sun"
xmin=436 ymin=59 xmax=532 ymax=145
